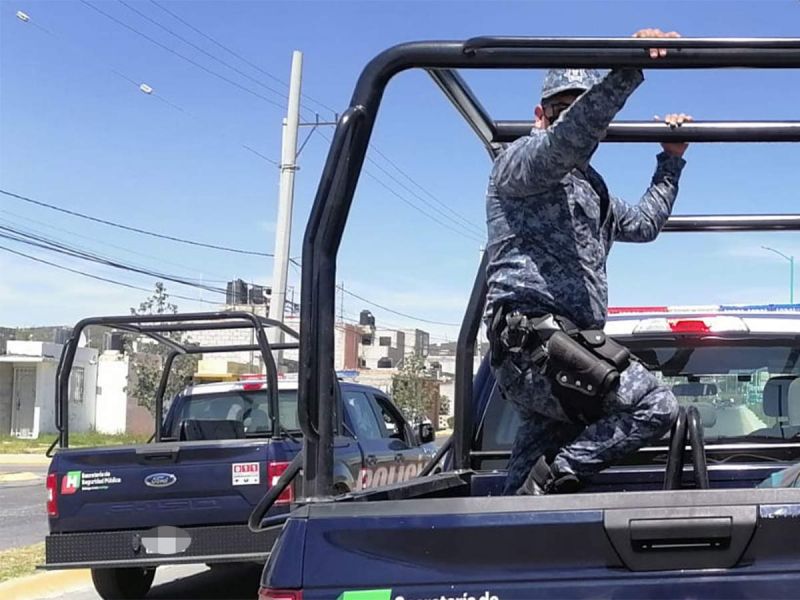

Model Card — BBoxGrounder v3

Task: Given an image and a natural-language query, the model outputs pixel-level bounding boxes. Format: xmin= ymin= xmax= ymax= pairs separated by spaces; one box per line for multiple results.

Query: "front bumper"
xmin=45 ymin=523 xmax=280 ymax=569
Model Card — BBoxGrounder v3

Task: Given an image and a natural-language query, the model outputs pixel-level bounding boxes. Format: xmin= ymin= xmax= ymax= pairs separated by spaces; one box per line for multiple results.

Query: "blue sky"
xmin=1 ymin=0 xmax=799 ymax=341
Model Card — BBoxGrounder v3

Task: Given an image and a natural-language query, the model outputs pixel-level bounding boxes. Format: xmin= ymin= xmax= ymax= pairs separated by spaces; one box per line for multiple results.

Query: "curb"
xmin=0 ymin=569 xmax=91 ymax=600
xmin=0 ymin=455 xmax=50 ymax=467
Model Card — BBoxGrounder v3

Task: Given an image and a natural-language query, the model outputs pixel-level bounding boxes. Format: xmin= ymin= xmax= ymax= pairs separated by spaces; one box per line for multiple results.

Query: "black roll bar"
xmin=300 ymin=37 xmax=800 ymax=497
xmin=54 ymin=312 xmax=298 ymax=449
xmin=687 ymin=406 xmax=710 ymax=489
xmin=663 ymin=407 xmax=687 ymax=490
xmin=494 ymin=121 xmax=800 ymax=144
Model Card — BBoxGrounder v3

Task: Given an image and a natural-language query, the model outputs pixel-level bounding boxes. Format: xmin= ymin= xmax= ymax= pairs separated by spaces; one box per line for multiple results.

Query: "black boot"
xmin=516 ymin=456 xmax=581 ymax=496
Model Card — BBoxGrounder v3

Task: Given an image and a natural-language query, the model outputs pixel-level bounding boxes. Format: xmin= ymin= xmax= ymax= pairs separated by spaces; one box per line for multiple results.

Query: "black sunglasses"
xmin=543 ymin=100 xmax=574 ymax=122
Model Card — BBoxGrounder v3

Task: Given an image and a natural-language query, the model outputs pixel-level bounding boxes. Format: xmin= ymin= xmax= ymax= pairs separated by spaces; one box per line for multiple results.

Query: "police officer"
xmin=485 ymin=29 xmax=692 ymax=495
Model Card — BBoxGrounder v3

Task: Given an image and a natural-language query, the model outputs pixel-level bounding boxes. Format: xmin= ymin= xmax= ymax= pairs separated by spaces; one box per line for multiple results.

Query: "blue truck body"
xmin=259 ymin=323 xmax=800 ymax=600
xmin=45 ymin=378 xmax=437 ymax=598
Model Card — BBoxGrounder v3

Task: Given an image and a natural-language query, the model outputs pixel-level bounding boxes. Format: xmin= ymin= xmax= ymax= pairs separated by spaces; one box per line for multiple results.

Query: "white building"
xmin=360 ymin=328 xmax=406 ymax=369
xmin=402 ymin=329 xmax=430 ymax=359
xmin=0 ymin=341 xmax=98 ymax=438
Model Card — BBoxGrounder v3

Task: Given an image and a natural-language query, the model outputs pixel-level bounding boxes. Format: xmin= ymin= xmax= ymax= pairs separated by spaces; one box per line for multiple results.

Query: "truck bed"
xmin=263 ymin=477 xmax=800 ymax=599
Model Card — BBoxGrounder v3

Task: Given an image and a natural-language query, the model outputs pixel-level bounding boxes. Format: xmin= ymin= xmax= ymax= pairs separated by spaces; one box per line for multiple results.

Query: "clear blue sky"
xmin=1 ymin=0 xmax=799 ymax=341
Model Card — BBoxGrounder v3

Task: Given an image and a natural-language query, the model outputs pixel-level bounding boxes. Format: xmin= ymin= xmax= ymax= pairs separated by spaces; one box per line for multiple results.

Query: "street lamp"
xmin=762 ymin=246 xmax=795 ymax=304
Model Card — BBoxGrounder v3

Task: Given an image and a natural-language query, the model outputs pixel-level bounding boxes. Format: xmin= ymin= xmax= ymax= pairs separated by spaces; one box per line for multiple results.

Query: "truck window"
xmin=373 ymin=395 xmax=409 ymax=445
xmin=172 ymin=389 xmax=300 ymax=437
xmin=344 ymin=391 xmax=383 ymax=440
xmin=479 ymin=339 xmax=800 ymax=456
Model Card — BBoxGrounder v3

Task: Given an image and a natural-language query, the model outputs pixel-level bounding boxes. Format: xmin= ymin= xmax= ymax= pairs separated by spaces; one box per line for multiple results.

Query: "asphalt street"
xmin=0 ymin=465 xmax=48 ymax=551
xmin=26 ymin=563 xmax=264 ymax=600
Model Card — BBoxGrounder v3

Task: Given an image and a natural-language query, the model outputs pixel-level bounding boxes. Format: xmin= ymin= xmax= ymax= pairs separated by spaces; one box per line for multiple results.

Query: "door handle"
xmin=630 ymin=517 xmax=732 ymax=551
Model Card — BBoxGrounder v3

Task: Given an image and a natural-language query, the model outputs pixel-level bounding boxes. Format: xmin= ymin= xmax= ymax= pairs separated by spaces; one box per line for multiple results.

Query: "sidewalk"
xmin=0 ymin=454 xmax=50 ymax=467
xmin=0 ymin=569 xmax=90 ymax=600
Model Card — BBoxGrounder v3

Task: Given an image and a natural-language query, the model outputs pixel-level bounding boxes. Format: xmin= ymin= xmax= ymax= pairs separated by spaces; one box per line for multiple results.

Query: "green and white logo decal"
xmin=337 ymin=590 xmax=392 ymax=600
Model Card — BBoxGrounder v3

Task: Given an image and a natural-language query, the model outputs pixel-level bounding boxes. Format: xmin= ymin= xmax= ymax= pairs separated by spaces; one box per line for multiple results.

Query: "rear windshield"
xmin=480 ymin=337 xmax=800 ymax=451
xmin=172 ymin=388 xmax=300 ymax=436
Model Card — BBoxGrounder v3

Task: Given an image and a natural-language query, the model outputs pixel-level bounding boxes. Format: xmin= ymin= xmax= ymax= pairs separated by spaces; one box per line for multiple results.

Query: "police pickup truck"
xmin=253 ymin=34 xmax=800 ymax=600
xmin=259 ymin=305 xmax=800 ymax=599
xmin=43 ymin=313 xmax=436 ymax=600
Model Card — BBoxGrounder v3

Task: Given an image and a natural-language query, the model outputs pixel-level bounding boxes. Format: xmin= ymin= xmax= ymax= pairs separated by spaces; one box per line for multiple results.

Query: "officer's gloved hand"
xmin=516 ymin=456 xmax=581 ymax=496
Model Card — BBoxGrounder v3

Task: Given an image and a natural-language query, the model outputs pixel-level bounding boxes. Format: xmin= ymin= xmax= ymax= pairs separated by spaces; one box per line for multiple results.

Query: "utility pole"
xmin=269 ymin=51 xmax=303 ymax=367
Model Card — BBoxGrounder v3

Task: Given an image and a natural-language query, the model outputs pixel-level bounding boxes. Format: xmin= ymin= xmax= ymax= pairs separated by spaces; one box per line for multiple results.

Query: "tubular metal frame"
xmin=300 ymin=37 xmax=800 ymax=497
xmin=53 ymin=311 xmax=299 ymax=450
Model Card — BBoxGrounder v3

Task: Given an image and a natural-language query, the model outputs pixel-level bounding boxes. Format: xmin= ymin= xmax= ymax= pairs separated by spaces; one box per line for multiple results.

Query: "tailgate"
xmin=50 ymin=439 xmax=296 ymax=533
xmin=275 ymin=486 xmax=800 ymax=599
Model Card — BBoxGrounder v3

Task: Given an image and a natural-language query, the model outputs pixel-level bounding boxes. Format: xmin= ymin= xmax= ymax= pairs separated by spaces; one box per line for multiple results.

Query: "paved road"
xmin=29 ymin=564 xmax=264 ymax=600
xmin=0 ymin=465 xmax=48 ymax=551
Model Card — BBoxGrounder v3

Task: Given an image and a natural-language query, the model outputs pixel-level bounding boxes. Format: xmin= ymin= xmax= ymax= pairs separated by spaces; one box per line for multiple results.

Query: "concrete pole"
xmin=268 ymin=51 xmax=303 ymax=366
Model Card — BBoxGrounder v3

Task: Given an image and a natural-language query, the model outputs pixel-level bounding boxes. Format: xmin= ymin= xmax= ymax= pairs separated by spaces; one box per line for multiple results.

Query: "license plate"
xmin=139 ymin=526 xmax=192 ymax=555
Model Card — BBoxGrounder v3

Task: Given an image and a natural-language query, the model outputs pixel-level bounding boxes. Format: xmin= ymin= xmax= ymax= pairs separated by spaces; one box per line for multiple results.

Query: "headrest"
xmin=763 ymin=376 xmax=798 ymax=417
xmin=693 ymin=402 xmax=717 ymax=429
xmin=672 ymin=382 xmax=718 ymax=397
xmin=179 ymin=418 xmax=244 ymax=441
xmin=787 ymin=379 xmax=800 ymax=427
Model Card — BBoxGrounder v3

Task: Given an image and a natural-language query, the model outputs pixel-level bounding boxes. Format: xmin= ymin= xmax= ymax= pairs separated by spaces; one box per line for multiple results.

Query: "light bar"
xmin=632 ymin=316 xmax=749 ymax=334
xmin=610 ymin=304 xmax=800 ymax=316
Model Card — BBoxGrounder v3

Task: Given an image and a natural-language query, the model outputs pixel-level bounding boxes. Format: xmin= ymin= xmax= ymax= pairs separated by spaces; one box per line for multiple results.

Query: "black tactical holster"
xmin=488 ymin=307 xmax=630 ymax=424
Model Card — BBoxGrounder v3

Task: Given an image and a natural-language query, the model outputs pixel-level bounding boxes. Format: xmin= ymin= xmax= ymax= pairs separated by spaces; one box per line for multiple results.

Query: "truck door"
xmin=370 ymin=393 xmax=431 ymax=484
xmin=341 ymin=389 xmax=404 ymax=490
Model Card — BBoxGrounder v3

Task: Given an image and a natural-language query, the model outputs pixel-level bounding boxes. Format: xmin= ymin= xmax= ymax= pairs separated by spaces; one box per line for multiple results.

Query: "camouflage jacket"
xmin=485 ymin=68 xmax=686 ymax=329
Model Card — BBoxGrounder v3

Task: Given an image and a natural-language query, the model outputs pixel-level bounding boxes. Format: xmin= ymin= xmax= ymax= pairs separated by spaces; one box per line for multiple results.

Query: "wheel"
xmin=91 ymin=567 xmax=156 ymax=600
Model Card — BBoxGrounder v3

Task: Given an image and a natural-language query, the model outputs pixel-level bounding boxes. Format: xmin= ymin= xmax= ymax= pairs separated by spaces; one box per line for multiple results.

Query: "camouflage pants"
xmin=494 ymin=350 xmax=678 ymax=495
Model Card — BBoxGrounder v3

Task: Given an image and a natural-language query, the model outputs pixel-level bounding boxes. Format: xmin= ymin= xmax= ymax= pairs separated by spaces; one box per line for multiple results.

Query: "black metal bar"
xmin=419 ymin=435 xmax=453 ymax=477
xmin=664 ymin=215 xmax=800 ymax=232
xmin=464 ymin=36 xmax=800 ymax=51
xmin=248 ymin=451 xmax=302 ymax=532
xmin=133 ymin=321 xmax=299 ymax=338
xmin=299 ymin=37 xmax=800 ymax=500
xmin=664 ymin=407 xmax=687 ymax=490
xmin=300 ymin=106 xmax=368 ymax=498
xmin=454 ymin=252 xmax=489 ymax=470
xmin=427 ymin=68 xmax=498 ymax=157
xmin=359 ymin=42 xmax=800 ymax=77
xmin=180 ymin=343 xmax=299 ymax=354
xmin=315 ymin=109 xmax=374 ymax=498
xmin=53 ymin=311 xmax=294 ymax=449
xmin=494 ymin=121 xmax=800 ymax=144
xmin=154 ymin=352 xmax=178 ymax=443
xmin=687 ymin=406 xmax=710 ymax=489
xmin=53 ymin=342 xmax=68 ymax=442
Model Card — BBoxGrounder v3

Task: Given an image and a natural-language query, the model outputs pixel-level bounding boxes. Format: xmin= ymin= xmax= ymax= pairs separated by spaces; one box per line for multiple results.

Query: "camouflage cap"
xmin=541 ymin=68 xmax=603 ymax=101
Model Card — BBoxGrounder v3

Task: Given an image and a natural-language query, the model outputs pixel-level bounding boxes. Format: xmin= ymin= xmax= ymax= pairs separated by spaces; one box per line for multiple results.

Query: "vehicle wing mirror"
xmin=417 ymin=422 xmax=435 ymax=444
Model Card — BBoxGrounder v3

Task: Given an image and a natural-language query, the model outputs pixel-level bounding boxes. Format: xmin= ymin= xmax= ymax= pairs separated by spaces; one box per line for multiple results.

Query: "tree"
xmin=392 ymin=353 xmax=438 ymax=423
xmin=125 ymin=283 xmax=199 ymax=414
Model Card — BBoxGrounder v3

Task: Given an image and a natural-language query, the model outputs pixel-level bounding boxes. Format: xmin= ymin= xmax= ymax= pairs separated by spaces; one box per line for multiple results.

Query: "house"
xmin=0 ymin=341 xmax=98 ymax=438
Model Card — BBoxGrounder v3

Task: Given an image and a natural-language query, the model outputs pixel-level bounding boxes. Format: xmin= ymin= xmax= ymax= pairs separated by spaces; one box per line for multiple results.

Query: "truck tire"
xmin=91 ymin=567 xmax=156 ymax=600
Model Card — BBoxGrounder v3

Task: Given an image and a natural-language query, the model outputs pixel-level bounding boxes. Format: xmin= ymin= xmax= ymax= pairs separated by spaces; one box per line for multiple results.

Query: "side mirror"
xmin=417 ymin=422 xmax=435 ymax=445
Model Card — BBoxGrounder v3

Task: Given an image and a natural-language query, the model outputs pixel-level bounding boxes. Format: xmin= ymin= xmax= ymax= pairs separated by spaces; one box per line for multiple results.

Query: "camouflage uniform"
xmin=484 ymin=68 xmax=685 ymax=494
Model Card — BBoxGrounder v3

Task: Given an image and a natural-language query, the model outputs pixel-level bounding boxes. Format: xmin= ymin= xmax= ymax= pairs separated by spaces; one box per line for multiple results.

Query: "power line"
xmin=362 ymin=171 xmax=484 ymax=244
xmin=0 ymin=225 xmax=227 ymax=295
xmin=314 ymin=131 xmax=483 ymax=244
xmin=117 ymin=0 xmax=289 ymax=103
xmin=0 ymin=189 xmax=274 ymax=257
xmin=337 ymin=285 xmax=459 ymax=327
xmin=0 ymin=243 xmax=213 ymax=304
xmin=148 ymin=0 xmax=339 ymax=117
xmin=0 ymin=208 xmax=229 ymax=280
xmin=79 ymin=0 xmax=286 ymax=110
xmin=368 ymin=144 xmax=485 ymax=236
xmin=14 ymin=9 xmax=281 ymax=167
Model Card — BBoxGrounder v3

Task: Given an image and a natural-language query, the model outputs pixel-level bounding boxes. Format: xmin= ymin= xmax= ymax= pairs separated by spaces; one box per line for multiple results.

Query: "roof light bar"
xmin=632 ymin=316 xmax=750 ymax=334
